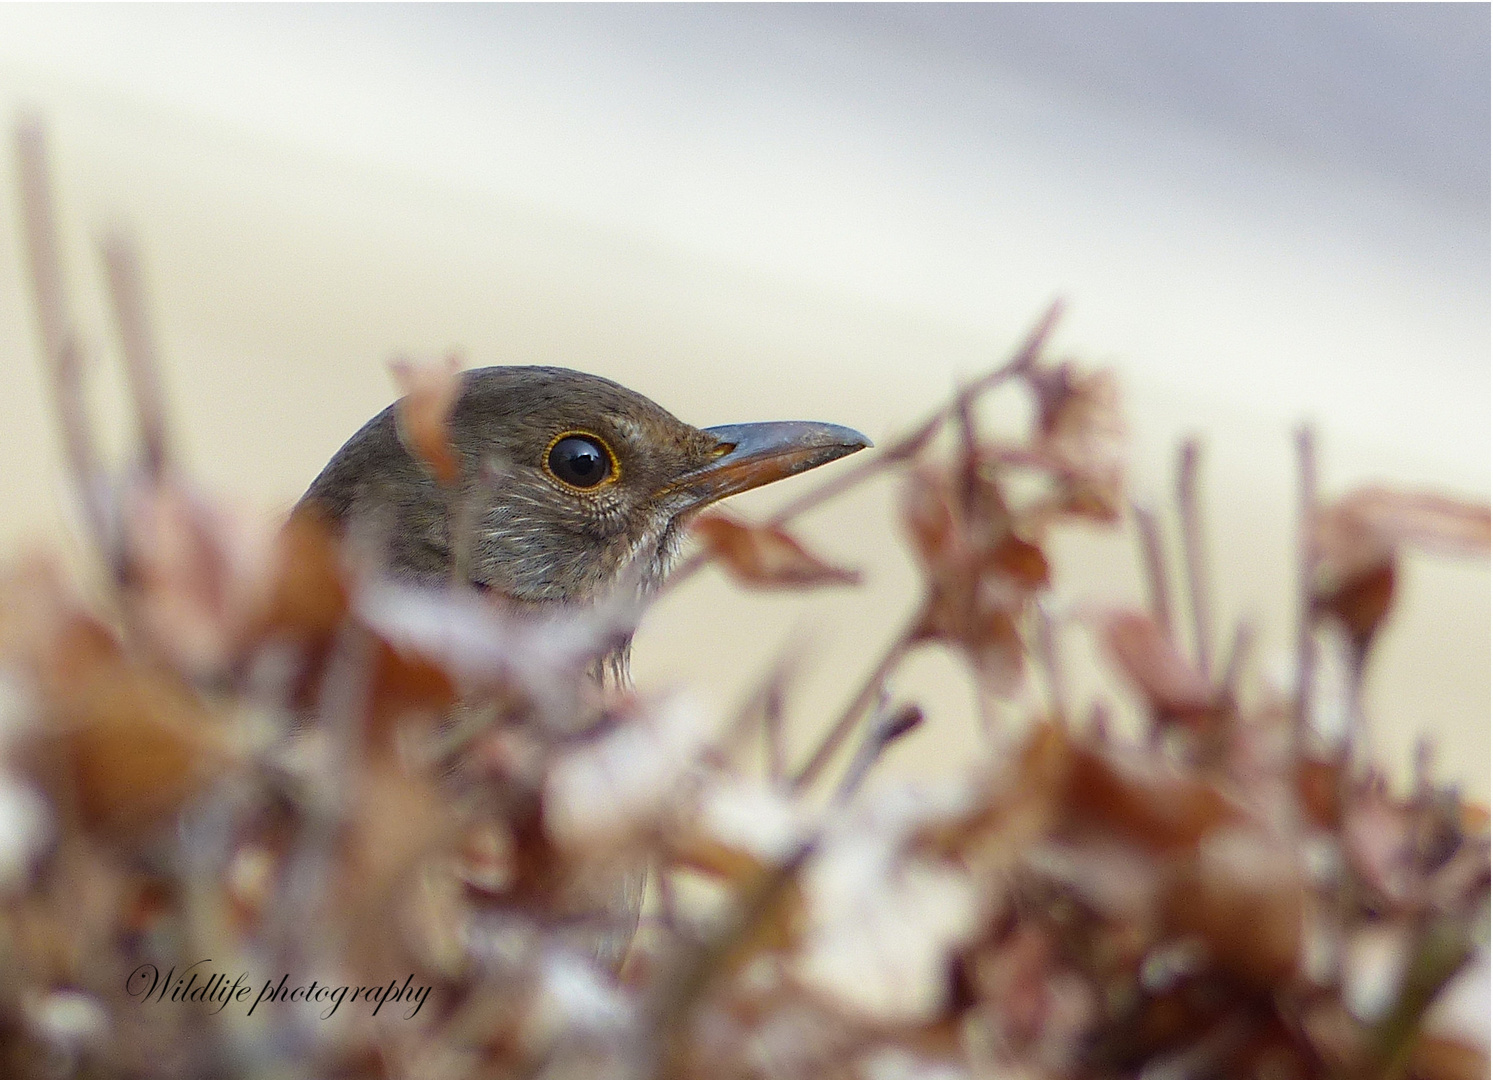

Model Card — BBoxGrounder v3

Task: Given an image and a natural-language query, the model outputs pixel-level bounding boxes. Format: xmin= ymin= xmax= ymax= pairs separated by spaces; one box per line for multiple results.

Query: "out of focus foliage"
xmin=0 ymin=123 xmax=1487 ymax=1080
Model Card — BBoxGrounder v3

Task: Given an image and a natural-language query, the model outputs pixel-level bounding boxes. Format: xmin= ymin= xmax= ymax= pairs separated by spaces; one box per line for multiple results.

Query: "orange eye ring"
xmin=542 ymin=430 xmax=620 ymax=493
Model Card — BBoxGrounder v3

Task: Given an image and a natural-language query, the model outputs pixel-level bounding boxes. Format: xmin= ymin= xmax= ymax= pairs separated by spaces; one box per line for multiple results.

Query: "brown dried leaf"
xmin=1344 ymin=787 xmax=1416 ymax=903
xmin=1320 ymin=488 xmax=1490 ymax=576
xmin=253 ymin=504 xmax=350 ymax=645
xmin=391 ymin=354 xmax=464 ymax=486
xmin=1316 ymin=561 xmax=1397 ymax=649
xmin=986 ymin=534 xmax=1051 ymax=590
xmin=694 ymin=514 xmax=860 ymax=589
xmin=342 ymin=758 xmax=453 ymax=908
xmin=1459 ymin=802 xmax=1489 ymax=836
xmin=364 ymin=637 xmax=459 ymax=750
xmin=918 ymin=600 xmax=1026 ymax=694
xmin=903 ymin=466 xmax=960 ymax=569
xmin=40 ymin=662 xmax=234 ymax=838
xmin=0 ymin=557 xmax=117 ymax=692
xmin=120 ymin=480 xmax=278 ymax=677
xmin=1029 ymin=364 xmax=1126 ymax=521
xmin=1410 ymin=1036 xmax=1490 ymax=1080
xmin=1063 ymin=743 xmax=1239 ymax=852
xmin=903 ymin=470 xmax=1048 ymax=694
xmin=0 ymin=559 xmax=235 ymax=838
xmin=1314 ymin=487 xmax=1488 ymax=646
xmin=1297 ymin=757 xmax=1343 ymax=830
xmin=1103 ymin=612 xmax=1215 ymax=722
xmin=1164 ymin=827 xmax=1304 ymax=986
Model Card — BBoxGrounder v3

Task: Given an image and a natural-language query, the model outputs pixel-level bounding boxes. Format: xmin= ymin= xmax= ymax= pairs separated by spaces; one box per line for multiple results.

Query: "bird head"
xmin=300 ymin=366 xmax=869 ymax=608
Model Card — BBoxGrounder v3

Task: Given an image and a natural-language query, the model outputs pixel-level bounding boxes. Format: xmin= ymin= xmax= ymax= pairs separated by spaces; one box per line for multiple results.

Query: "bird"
xmin=297 ymin=366 xmax=868 ymax=965
xmin=299 ymin=365 xmax=870 ymax=678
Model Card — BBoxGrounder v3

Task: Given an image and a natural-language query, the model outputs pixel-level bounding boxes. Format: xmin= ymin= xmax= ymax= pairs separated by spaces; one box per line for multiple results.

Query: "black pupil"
xmin=548 ymin=436 xmax=610 ymax=488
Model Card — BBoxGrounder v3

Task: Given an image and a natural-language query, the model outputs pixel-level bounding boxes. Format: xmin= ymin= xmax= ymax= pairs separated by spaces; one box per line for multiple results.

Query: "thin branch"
xmin=1175 ymin=438 xmax=1213 ymax=678
xmin=762 ymin=678 xmax=786 ymax=783
xmin=654 ymin=549 xmax=708 ymax=597
xmin=1035 ymin=600 xmax=1069 ymax=722
xmin=649 ymin=841 xmax=816 ymax=1080
xmin=1218 ymin=619 xmax=1253 ymax=701
xmin=707 ymin=642 xmax=804 ymax=770
xmin=15 ymin=119 xmax=113 ymax=563
xmin=1342 ymin=638 xmax=1369 ymax=775
xmin=789 ymin=617 xmax=917 ymax=792
xmin=101 ymin=233 xmax=170 ymax=479
xmin=1366 ymin=914 xmax=1475 ymax=1079
xmin=654 ymin=862 xmax=682 ymax=935
xmin=661 ymin=302 xmax=1066 ymax=601
xmin=661 ymin=302 xmax=1065 ymax=600
xmin=1294 ymin=425 xmax=1318 ymax=757
xmin=831 ymin=699 xmax=924 ymax=805
xmin=766 ymin=298 xmax=1064 ymax=530
xmin=1089 ymin=701 xmax=1111 ymax=744
xmin=1132 ymin=504 xmax=1174 ymax=639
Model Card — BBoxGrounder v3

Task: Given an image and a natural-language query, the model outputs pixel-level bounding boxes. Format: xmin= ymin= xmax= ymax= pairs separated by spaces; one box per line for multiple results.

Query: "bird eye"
xmin=546 ymin=433 xmax=614 ymax=490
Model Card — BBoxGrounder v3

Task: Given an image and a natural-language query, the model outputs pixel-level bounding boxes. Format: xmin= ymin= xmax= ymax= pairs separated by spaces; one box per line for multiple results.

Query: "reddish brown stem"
xmin=101 ymin=234 xmax=170 ymax=479
xmin=1035 ymin=601 xmax=1069 ymax=722
xmin=1176 ymin=439 xmax=1213 ymax=678
xmin=665 ymin=301 xmax=1066 ymax=599
xmin=789 ymin=619 xmax=916 ymax=792
xmin=1294 ymin=425 xmax=1318 ymax=758
xmin=15 ymin=119 xmax=113 ymax=565
xmin=1132 ymin=504 xmax=1174 ymax=640
xmin=766 ymin=298 xmax=1064 ymax=530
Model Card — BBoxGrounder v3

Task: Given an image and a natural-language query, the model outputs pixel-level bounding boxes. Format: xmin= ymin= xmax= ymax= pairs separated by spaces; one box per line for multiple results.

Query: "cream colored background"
xmin=0 ymin=7 xmax=1485 ymax=796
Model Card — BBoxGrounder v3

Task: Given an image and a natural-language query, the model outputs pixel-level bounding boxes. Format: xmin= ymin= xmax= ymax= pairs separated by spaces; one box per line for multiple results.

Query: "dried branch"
xmin=1176 ymin=438 xmax=1213 ymax=677
xmin=1218 ymin=619 xmax=1253 ymax=702
xmin=1036 ymin=600 xmax=1069 ymax=721
xmin=789 ymin=617 xmax=917 ymax=792
xmin=763 ymin=677 xmax=787 ymax=783
xmin=766 ymin=298 xmax=1064 ymax=529
xmin=2 ymin=145 xmax=1487 ymax=1080
xmin=1132 ymin=504 xmax=1174 ymax=639
xmin=1366 ymin=914 xmax=1475 ymax=1078
xmin=101 ymin=234 xmax=170 ymax=478
xmin=661 ymin=302 xmax=1065 ymax=602
xmin=1295 ymin=425 xmax=1318 ymax=757
xmin=15 ymin=119 xmax=113 ymax=563
xmin=831 ymin=699 xmax=925 ymax=805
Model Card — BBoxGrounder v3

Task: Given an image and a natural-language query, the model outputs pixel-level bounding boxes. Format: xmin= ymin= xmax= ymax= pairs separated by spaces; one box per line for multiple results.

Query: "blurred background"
xmin=0 ymin=5 xmax=1485 ymax=795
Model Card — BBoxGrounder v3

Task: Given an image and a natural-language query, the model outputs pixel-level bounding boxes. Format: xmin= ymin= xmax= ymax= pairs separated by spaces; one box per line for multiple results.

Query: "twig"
xmin=15 ymin=119 xmax=113 ymax=565
xmin=766 ymin=298 xmax=1064 ymax=529
xmin=831 ymin=699 xmax=924 ymax=805
xmin=101 ymin=233 xmax=170 ymax=478
xmin=1342 ymin=639 xmax=1370 ymax=774
xmin=649 ymin=841 xmax=817 ymax=1080
xmin=789 ymin=617 xmax=917 ymax=792
xmin=954 ymin=380 xmax=981 ymax=515
xmin=1294 ymin=425 xmax=1318 ymax=757
xmin=1175 ymin=438 xmax=1213 ymax=677
xmin=763 ymin=678 xmax=786 ymax=783
xmin=1366 ymin=914 xmax=1474 ymax=1079
xmin=1035 ymin=600 xmax=1069 ymax=722
xmin=1132 ymin=504 xmax=1174 ymax=639
xmin=267 ymin=619 xmax=375 ymax=966
xmin=1218 ymin=619 xmax=1253 ymax=701
xmin=709 ymin=642 xmax=803 ymax=769
xmin=663 ymin=301 xmax=1065 ymax=598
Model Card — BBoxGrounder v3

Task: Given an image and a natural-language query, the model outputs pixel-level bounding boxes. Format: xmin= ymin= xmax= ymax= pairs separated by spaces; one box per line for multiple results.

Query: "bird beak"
xmin=670 ymin=421 xmax=872 ymax=507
